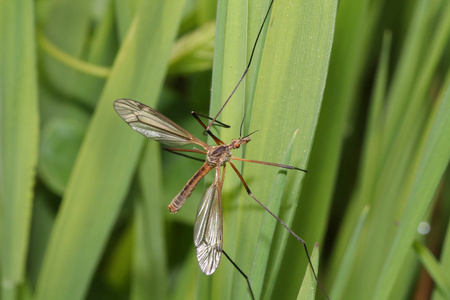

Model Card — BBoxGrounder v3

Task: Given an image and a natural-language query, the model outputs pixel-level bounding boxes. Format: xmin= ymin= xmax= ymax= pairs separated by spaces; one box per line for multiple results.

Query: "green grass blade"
xmin=325 ymin=0 xmax=450 ymax=298
xmin=35 ymin=1 xmax=186 ymax=300
xmin=413 ymin=240 xmax=450 ymax=299
xmin=0 ymin=1 xmax=39 ymax=299
xmin=330 ymin=206 xmax=369 ymax=299
xmin=205 ymin=0 xmax=337 ymax=299
xmin=372 ymin=84 xmax=450 ymax=300
xmin=204 ymin=0 xmax=250 ymax=298
xmin=329 ymin=31 xmax=390 ymax=299
xmin=297 ymin=244 xmax=320 ymax=300
xmin=432 ymin=220 xmax=450 ymax=300
xmin=262 ymin=0 xmax=337 ymax=299
xmin=289 ymin=0 xmax=380 ymax=296
xmin=131 ymin=142 xmax=168 ymax=300
xmin=168 ymin=20 xmax=215 ymax=74
xmin=251 ymin=129 xmax=301 ymax=296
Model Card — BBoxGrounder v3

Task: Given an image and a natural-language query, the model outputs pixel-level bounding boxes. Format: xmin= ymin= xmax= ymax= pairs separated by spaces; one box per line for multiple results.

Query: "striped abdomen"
xmin=168 ymin=162 xmax=212 ymax=213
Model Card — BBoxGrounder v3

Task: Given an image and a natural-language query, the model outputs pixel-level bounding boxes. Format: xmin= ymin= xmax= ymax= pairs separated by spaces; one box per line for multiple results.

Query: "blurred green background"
xmin=1 ymin=0 xmax=449 ymax=299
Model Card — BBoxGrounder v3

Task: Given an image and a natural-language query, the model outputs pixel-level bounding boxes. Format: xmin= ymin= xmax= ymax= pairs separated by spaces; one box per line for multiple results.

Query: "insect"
xmin=114 ymin=0 xmax=330 ymax=299
xmin=114 ymin=98 xmax=306 ymax=270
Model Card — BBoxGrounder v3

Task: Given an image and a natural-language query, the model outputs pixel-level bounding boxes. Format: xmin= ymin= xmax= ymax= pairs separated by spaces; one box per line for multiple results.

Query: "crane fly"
xmin=114 ymin=98 xmax=307 ymax=273
xmin=113 ymin=99 xmax=327 ymax=299
xmin=114 ymin=0 xmax=330 ymax=299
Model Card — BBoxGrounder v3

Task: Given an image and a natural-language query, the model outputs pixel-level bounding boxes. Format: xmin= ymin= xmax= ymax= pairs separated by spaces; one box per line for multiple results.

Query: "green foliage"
xmin=1 ymin=0 xmax=449 ymax=300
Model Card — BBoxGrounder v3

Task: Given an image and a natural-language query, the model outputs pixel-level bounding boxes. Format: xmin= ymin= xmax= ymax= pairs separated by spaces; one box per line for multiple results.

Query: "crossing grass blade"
xmin=431 ymin=220 xmax=450 ymax=300
xmin=413 ymin=240 xmax=450 ymax=299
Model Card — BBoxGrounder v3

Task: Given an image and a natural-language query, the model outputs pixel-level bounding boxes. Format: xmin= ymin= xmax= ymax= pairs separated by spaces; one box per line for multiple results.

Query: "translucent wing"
xmin=193 ymin=174 xmax=223 ymax=275
xmin=114 ymin=99 xmax=208 ymax=148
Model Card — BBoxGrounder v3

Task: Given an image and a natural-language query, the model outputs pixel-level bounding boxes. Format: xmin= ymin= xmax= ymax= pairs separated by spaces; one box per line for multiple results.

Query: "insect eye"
xmin=235 ymin=144 xmax=240 ymax=149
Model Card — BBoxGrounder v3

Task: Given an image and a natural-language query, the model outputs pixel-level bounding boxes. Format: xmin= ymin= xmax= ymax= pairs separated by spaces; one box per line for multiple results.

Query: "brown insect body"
xmin=114 ymin=98 xmax=313 ymax=281
xmin=168 ymin=137 xmax=251 ymax=214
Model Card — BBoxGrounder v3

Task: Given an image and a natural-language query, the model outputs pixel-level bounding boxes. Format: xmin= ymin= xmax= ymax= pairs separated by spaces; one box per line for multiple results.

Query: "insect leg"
xmin=163 ymin=147 xmax=207 ymax=163
xmin=191 ymin=111 xmax=225 ymax=145
xmin=191 ymin=112 xmax=231 ymax=129
xmin=231 ymin=156 xmax=308 ymax=172
xmin=205 ymin=0 xmax=275 ymax=132
xmin=222 ymin=250 xmax=255 ymax=300
xmin=228 ymin=161 xmax=330 ymax=300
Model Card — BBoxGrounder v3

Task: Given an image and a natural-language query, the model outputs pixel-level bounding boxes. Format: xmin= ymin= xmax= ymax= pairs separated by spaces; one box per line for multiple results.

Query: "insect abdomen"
xmin=168 ymin=162 xmax=213 ymax=213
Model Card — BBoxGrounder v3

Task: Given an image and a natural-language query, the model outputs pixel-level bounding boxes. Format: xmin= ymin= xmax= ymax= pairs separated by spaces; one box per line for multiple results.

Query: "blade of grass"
xmin=205 ymin=1 xmax=250 ymax=299
xmin=413 ymin=240 xmax=450 ymax=299
xmin=35 ymin=1 xmax=186 ymax=300
xmin=289 ymin=0 xmax=381 ymax=297
xmin=259 ymin=0 xmax=337 ymax=298
xmin=250 ymin=129 xmax=301 ymax=295
xmin=371 ymin=84 xmax=450 ymax=300
xmin=432 ymin=220 xmax=450 ymax=300
xmin=131 ymin=142 xmax=168 ymax=299
xmin=0 ymin=1 xmax=39 ymax=299
xmin=209 ymin=0 xmax=337 ymax=299
xmin=328 ymin=31 xmax=391 ymax=299
xmin=335 ymin=1 xmax=450 ymax=297
xmin=168 ymin=20 xmax=215 ymax=74
xmin=297 ymin=244 xmax=320 ymax=300
xmin=330 ymin=206 xmax=369 ymax=299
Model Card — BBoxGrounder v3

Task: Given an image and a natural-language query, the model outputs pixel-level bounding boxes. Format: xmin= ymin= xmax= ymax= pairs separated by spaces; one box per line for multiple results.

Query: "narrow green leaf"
xmin=250 ymin=129 xmax=301 ymax=294
xmin=330 ymin=206 xmax=370 ymax=299
xmin=289 ymin=0 xmax=378 ymax=297
xmin=35 ymin=1 xmax=186 ymax=300
xmin=0 ymin=1 xmax=39 ymax=299
xmin=297 ymin=244 xmax=320 ymax=300
xmin=204 ymin=0 xmax=337 ymax=299
xmin=168 ymin=21 xmax=215 ymax=74
xmin=131 ymin=142 xmax=168 ymax=300
xmin=432 ymin=220 xmax=450 ymax=300
xmin=372 ymin=84 xmax=450 ymax=300
xmin=413 ymin=240 xmax=450 ymax=299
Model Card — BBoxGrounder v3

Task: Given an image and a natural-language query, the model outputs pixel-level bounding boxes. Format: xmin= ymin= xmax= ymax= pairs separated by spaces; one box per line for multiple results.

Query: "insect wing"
xmin=114 ymin=99 xmax=208 ymax=148
xmin=194 ymin=178 xmax=223 ymax=275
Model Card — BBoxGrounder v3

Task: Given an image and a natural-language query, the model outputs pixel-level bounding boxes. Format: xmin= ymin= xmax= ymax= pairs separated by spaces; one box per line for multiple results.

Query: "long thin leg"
xmin=191 ymin=111 xmax=225 ymax=146
xmin=231 ymin=156 xmax=307 ymax=172
xmin=163 ymin=148 xmax=206 ymax=162
xmin=191 ymin=111 xmax=230 ymax=128
xmin=222 ymin=250 xmax=255 ymax=300
xmin=163 ymin=147 xmax=207 ymax=154
xmin=228 ymin=161 xmax=330 ymax=300
xmin=219 ymin=165 xmax=255 ymax=300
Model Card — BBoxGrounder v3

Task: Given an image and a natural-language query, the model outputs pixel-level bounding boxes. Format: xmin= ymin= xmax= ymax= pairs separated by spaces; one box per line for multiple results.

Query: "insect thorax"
xmin=206 ymin=145 xmax=231 ymax=167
